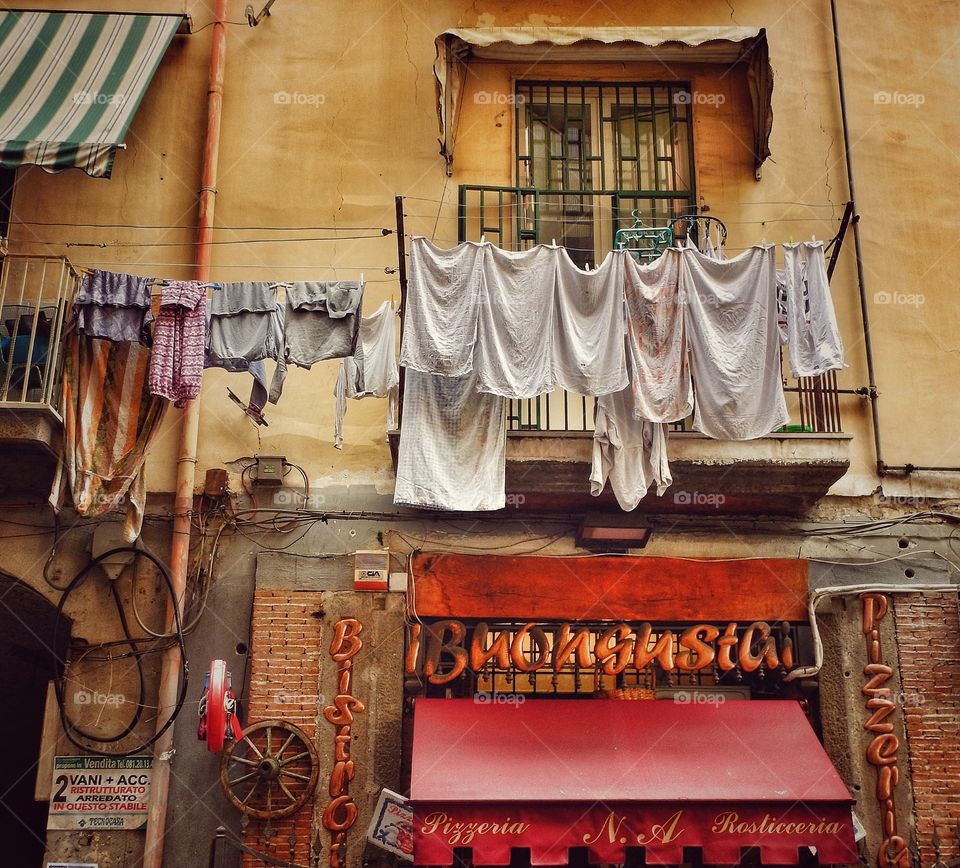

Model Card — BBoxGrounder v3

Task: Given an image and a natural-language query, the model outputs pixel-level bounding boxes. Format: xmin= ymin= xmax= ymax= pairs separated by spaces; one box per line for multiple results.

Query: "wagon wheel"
xmin=220 ymin=719 xmax=319 ymax=820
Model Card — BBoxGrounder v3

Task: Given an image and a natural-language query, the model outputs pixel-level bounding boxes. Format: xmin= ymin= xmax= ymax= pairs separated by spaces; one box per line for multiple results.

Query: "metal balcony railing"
xmin=457 ymin=185 xmax=843 ymax=436
xmin=0 ymin=254 xmax=78 ymax=413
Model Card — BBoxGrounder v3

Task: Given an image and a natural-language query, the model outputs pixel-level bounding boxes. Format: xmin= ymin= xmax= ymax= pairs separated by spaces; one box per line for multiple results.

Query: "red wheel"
xmin=205 ymin=660 xmax=229 ymax=752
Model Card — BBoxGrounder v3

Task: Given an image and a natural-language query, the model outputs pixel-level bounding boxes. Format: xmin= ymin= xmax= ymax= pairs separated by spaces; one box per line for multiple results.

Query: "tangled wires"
xmin=51 ymin=547 xmax=189 ymax=757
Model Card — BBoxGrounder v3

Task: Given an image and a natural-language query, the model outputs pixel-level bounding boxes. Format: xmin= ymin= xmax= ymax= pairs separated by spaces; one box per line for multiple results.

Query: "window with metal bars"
xmin=514 ymin=81 xmax=696 ymax=269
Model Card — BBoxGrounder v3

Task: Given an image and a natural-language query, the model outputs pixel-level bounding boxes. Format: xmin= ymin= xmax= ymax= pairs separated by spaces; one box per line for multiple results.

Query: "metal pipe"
xmin=394 ymin=195 xmax=407 ymax=428
xmin=142 ymin=2 xmax=229 ymax=865
xmin=829 ymin=0 xmax=884 ymax=474
xmin=783 ymin=583 xmax=958 ymax=682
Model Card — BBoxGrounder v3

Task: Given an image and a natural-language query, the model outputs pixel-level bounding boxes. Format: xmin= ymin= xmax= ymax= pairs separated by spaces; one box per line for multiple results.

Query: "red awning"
xmin=411 ymin=699 xmax=856 ymax=866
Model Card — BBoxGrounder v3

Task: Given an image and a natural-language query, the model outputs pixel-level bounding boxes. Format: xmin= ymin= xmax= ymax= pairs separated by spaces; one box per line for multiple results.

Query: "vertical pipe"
xmin=829 ymin=0 xmax=884 ymax=473
xmin=142 ymin=2 xmax=229 ymax=866
xmin=394 ymin=195 xmax=407 ymax=429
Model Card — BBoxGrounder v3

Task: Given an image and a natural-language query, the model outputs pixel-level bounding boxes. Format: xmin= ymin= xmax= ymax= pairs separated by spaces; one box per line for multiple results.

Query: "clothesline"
xmin=400 ymin=194 xmax=842 ymax=209
xmin=396 ymin=238 xmax=845 ymax=514
xmin=399 ymin=237 xmax=832 ymax=256
xmin=75 ymin=260 xmax=399 ymax=275
xmin=11 ymin=220 xmax=394 ymax=232
xmin=403 ymin=213 xmax=842 ymax=226
xmin=62 ymin=232 xmax=392 ymax=248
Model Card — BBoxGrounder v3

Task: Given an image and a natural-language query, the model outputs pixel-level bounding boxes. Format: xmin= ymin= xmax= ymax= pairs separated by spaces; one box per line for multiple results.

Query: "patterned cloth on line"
xmin=148 ymin=280 xmax=207 ymax=407
xmin=52 ymin=331 xmax=167 ymax=541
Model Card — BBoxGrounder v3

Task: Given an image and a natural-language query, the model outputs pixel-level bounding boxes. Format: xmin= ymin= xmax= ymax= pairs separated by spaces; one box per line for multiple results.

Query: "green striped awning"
xmin=0 ymin=11 xmax=181 ymax=178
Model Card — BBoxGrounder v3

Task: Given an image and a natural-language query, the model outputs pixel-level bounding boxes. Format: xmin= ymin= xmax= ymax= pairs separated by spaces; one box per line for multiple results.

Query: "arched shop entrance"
xmin=0 ymin=573 xmax=70 ymax=866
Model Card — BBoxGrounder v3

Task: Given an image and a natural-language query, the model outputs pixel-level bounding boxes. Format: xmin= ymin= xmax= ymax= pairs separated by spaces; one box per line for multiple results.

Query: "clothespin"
xmin=359 ymin=272 xmax=364 ymax=286
xmin=551 ymin=238 xmax=557 ymax=247
xmin=480 ymin=234 xmax=486 ymax=244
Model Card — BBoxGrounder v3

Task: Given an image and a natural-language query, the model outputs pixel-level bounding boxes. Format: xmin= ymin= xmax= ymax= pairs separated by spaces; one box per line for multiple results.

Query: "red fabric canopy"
xmin=410 ymin=699 xmax=856 ymax=866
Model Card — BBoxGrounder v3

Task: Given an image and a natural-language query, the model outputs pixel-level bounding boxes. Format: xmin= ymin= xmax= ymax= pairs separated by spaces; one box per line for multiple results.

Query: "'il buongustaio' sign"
xmin=405 ymin=619 xmax=797 ymax=684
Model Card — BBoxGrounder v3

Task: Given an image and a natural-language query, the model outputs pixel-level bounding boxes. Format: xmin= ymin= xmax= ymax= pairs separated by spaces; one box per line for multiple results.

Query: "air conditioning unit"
xmin=354 ymin=550 xmax=390 ymax=591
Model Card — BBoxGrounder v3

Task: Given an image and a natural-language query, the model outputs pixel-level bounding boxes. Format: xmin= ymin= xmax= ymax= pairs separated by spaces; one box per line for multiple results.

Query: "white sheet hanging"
xmin=394 ymin=368 xmax=506 ymax=511
xmin=334 ymin=300 xmax=399 ymax=448
xmin=475 ymin=243 xmax=558 ymax=398
xmin=552 ymin=248 xmax=629 ymax=396
xmin=681 ymin=245 xmax=789 ymax=440
xmin=623 ymin=250 xmax=692 ymax=423
xmin=400 ymin=237 xmax=483 ymax=376
xmin=590 ymin=384 xmax=672 ymax=511
xmin=782 ymin=241 xmax=845 ymax=378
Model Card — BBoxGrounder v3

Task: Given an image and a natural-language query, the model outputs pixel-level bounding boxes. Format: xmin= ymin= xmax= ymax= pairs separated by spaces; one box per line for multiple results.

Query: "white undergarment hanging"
xmin=400 ymin=237 xmax=483 ymax=376
xmin=590 ymin=384 xmax=672 ymax=511
xmin=782 ymin=241 xmax=845 ymax=378
xmin=681 ymin=245 xmax=789 ymax=440
xmin=474 ymin=243 xmax=558 ymax=398
xmin=623 ymin=250 xmax=692 ymax=422
xmin=393 ymin=368 xmax=506 ymax=511
xmin=334 ymin=300 xmax=399 ymax=448
xmin=552 ymin=248 xmax=629 ymax=396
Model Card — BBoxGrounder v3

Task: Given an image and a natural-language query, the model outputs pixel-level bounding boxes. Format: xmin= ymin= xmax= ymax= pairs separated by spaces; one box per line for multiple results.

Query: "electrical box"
xmin=354 ymin=550 xmax=390 ymax=591
xmin=254 ymin=455 xmax=286 ymax=486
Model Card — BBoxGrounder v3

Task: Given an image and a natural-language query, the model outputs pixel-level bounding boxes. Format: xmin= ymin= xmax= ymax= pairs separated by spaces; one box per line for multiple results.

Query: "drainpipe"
xmin=142 ymin=1 xmax=229 ymax=866
xmin=828 ymin=0 xmax=884 ymax=475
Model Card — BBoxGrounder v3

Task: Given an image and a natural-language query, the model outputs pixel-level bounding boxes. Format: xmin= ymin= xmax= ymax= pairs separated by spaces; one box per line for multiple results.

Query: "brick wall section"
xmin=242 ymin=589 xmax=325 ymax=868
xmin=895 ymin=591 xmax=960 ymax=865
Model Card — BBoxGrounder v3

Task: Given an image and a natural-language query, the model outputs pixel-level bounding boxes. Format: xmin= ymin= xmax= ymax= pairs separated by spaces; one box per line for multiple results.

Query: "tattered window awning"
xmin=0 ymin=11 xmax=182 ymax=178
xmin=411 ymin=699 xmax=856 ymax=866
xmin=433 ymin=26 xmax=773 ymax=176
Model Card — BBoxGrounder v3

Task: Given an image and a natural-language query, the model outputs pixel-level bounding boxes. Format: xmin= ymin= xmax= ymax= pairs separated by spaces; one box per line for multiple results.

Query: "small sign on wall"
xmin=47 ymin=756 xmax=152 ymax=831
xmin=366 ymin=788 xmax=413 ymax=861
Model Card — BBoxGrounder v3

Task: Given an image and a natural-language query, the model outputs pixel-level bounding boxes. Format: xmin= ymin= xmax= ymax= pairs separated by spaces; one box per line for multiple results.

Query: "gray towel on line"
xmin=284 ymin=281 xmax=363 ymax=368
xmin=75 ymin=269 xmax=153 ymax=344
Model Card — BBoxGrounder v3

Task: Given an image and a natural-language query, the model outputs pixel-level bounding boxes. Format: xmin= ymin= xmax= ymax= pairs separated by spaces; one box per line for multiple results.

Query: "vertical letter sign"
xmin=322 ymin=618 xmax=365 ymax=867
xmin=861 ymin=594 xmax=907 ymax=868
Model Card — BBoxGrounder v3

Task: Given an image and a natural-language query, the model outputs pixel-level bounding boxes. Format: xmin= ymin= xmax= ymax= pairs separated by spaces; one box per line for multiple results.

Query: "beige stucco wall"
xmin=7 ymin=0 xmax=960 ymax=503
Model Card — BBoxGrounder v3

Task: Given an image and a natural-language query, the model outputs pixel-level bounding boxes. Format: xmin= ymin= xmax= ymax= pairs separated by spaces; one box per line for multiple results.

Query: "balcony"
xmin=390 ymin=187 xmax=852 ymax=515
xmin=0 ymin=255 xmax=77 ymax=502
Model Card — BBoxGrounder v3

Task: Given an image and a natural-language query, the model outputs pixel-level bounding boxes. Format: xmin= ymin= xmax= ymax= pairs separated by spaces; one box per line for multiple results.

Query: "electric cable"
xmin=52 ymin=546 xmax=190 ymax=757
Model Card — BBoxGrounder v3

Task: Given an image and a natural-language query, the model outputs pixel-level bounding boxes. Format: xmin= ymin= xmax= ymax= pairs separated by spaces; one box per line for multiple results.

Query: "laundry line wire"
xmin=10 ymin=220 xmax=394 ymax=232
xmin=74 ymin=259 xmax=400 ymax=276
xmin=60 ymin=233 xmax=391 ymax=249
xmin=403 ymin=213 xmax=843 ymax=226
xmin=400 ymin=193 xmax=843 ymax=210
